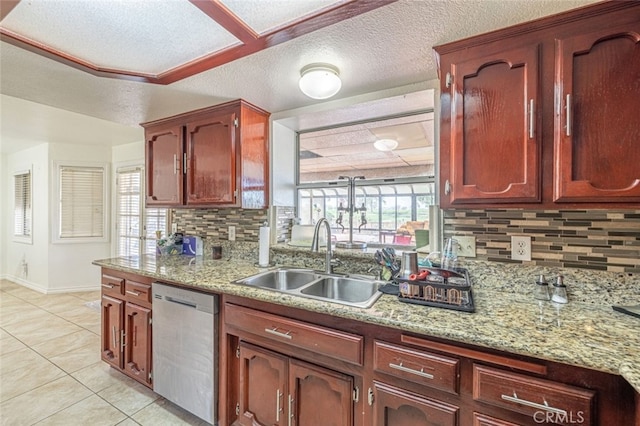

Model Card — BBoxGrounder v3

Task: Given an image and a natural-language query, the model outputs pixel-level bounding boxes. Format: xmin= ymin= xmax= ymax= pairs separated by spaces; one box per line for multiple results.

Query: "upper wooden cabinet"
xmin=142 ymin=99 xmax=270 ymax=209
xmin=553 ymin=24 xmax=640 ymax=202
xmin=435 ymin=1 xmax=640 ymax=208
xmin=145 ymin=124 xmax=183 ymax=206
xmin=446 ymin=44 xmax=541 ymax=204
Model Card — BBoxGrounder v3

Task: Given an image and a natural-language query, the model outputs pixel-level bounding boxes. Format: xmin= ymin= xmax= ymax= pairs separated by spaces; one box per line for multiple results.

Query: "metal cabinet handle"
xmin=102 ymin=284 xmax=114 ymax=289
xmin=265 ymin=327 xmax=293 ymax=340
xmin=288 ymin=394 xmax=294 ymax=426
xmin=501 ymin=391 xmax=567 ymax=415
xmin=276 ymin=389 xmax=282 ymax=422
xmin=173 ymin=154 xmax=178 ymax=175
xmin=121 ymin=330 xmax=126 ymax=351
xmin=565 ymin=94 xmax=572 ymax=136
xmin=529 ymin=99 xmax=535 ymax=139
xmin=126 ymin=290 xmax=141 ymax=296
xmin=444 ymin=179 xmax=451 ymax=195
xmin=389 ymin=361 xmax=434 ymax=379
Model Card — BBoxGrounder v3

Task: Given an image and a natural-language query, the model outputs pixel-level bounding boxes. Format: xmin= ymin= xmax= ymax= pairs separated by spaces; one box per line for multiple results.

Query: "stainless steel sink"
xmin=233 ymin=268 xmax=383 ymax=308
xmin=236 ymin=269 xmax=320 ymax=290
xmin=300 ymin=276 xmax=380 ymax=304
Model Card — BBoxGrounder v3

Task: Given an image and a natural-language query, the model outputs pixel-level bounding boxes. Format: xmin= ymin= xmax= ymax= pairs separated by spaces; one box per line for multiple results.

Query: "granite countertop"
xmin=93 ymin=254 xmax=640 ymax=393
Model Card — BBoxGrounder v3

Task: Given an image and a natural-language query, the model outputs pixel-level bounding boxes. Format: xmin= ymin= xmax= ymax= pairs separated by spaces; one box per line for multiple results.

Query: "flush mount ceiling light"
xmin=373 ymin=138 xmax=398 ymax=151
xmin=299 ymin=63 xmax=342 ymax=99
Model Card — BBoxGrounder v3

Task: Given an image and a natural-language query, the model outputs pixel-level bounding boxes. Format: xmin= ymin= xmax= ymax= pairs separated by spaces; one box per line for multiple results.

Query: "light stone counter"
xmin=93 ymin=254 xmax=640 ymax=393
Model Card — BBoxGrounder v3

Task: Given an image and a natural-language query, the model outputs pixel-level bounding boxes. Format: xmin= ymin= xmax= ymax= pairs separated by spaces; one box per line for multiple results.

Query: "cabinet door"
xmin=238 ymin=342 xmax=288 ymax=426
xmin=446 ymin=44 xmax=541 ymax=205
xmin=372 ymin=381 xmax=458 ymax=426
xmin=101 ymin=295 xmax=124 ymax=369
xmin=289 ymin=359 xmax=353 ymax=426
xmin=123 ymin=303 xmax=152 ymax=386
xmin=473 ymin=412 xmax=519 ymax=426
xmin=554 ymin=25 xmax=640 ymax=202
xmin=145 ymin=125 xmax=183 ymax=206
xmin=185 ymin=112 xmax=237 ymax=205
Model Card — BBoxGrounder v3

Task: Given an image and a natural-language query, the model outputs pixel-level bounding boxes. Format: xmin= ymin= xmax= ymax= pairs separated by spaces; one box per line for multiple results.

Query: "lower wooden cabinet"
xmin=372 ymin=381 xmax=458 ymax=426
xmin=473 ymin=364 xmax=594 ymax=425
xmin=100 ymin=269 xmax=153 ymax=388
xmin=237 ymin=342 xmax=354 ymax=426
xmin=472 ymin=412 xmax=520 ymax=426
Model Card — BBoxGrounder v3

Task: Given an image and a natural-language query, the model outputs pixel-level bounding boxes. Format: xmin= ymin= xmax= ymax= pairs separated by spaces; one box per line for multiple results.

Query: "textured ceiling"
xmin=0 ymin=0 xmax=599 ymax=154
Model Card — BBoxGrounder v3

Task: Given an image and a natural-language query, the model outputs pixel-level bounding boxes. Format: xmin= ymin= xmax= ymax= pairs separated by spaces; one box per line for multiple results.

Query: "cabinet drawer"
xmin=374 ymin=340 xmax=459 ymax=394
xmin=101 ymin=274 xmax=124 ymax=297
xmin=124 ymin=280 xmax=151 ymax=307
xmin=225 ymin=303 xmax=363 ymax=365
xmin=473 ymin=365 xmax=594 ymax=425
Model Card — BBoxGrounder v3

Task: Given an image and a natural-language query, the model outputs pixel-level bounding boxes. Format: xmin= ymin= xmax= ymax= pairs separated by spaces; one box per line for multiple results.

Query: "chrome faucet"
xmin=311 ymin=218 xmax=335 ymax=273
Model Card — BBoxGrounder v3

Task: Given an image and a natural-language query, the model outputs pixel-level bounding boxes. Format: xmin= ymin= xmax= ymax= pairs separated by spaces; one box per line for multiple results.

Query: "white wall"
xmin=2 ymin=144 xmax=50 ymax=291
xmin=0 ymin=153 xmax=5 ymax=277
xmin=271 ymin=122 xmax=296 ymax=207
xmin=47 ymin=143 xmax=113 ymax=292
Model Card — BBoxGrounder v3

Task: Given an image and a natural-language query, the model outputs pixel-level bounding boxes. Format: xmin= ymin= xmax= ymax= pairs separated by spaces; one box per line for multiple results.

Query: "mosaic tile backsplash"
xmin=444 ymin=209 xmax=640 ymax=273
xmin=172 ymin=208 xmax=268 ymax=242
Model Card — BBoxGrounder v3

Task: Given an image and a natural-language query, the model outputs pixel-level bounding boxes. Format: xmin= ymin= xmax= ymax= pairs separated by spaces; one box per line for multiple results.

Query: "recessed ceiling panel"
xmin=220 ymin=0 xmax=344 ymax=34
xmin=1 ymin=0 xmax=240 ymax=75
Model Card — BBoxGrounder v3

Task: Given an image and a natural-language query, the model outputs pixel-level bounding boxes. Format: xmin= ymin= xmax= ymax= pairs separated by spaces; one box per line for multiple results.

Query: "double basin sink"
xmin=233 ymin=268 xmax=384 ymax=308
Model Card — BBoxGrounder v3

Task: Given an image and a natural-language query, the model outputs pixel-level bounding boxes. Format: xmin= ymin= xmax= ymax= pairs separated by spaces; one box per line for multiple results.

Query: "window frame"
xmin=52 ymin=161 xmax=110 ymax=244
xmin=13 ymin=167 xmax=33 ymax=244
xmin=114 ymin=165 xmax=169 ymax=257
xmin=294 ymin=110 xmax=437 ymax=248
xmin=296 ymin=177 xmax=435 ymax=248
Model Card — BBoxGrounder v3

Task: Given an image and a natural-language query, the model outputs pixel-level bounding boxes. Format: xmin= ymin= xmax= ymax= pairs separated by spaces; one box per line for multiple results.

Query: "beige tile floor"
xmin=0 ymin=279 xmax=210 ymax=426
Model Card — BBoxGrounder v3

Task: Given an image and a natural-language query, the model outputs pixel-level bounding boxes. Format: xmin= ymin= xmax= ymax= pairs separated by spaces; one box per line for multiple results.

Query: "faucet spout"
xmin=311 ymin=218 xmax=333 ymax=274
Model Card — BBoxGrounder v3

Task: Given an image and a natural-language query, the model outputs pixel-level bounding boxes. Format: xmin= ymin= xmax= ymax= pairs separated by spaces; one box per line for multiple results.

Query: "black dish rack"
xmin=395 ymin=267 xmax=475 ymax=312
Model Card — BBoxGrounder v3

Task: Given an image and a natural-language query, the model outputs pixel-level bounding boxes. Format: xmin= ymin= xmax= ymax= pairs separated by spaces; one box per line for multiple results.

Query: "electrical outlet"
xmin=455 ymin=236 xmax=476 ymax=257
xmin=171 ymin=223 xmax=178 ymax=234
xmin=511 ymin=235 xmax=532 ymax=261
xmin=228 ymin=225 xmax=236 ymax=241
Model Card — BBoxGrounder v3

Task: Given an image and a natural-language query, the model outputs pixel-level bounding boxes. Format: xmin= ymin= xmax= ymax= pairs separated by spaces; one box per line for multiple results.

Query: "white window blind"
xmin=116 ymin=167 xmax=167 ymax=256
xmin=59 ymin=165 xmax=105 ymax=239
xmin=14 ymin=171 xmax=32 ymax=238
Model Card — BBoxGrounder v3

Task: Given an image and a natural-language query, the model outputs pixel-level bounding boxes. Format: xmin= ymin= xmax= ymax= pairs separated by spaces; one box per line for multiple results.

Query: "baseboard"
xmin=0 ymin=274 xmax=99 ymax=294
xmin=1 ymin=274 xmax=48 ymax=293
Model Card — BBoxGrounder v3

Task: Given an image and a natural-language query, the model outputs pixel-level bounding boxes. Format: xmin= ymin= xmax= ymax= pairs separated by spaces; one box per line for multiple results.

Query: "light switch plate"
xmin=511 ymin=235 xmax=532 ymax=261
xmin=228 ymin=225 xmax=236 ymax=241
xmin=455 ymin=236 xmax=476 ymax=258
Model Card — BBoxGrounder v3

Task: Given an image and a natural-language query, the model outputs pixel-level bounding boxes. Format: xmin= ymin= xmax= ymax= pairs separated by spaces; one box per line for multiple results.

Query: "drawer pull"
xmin=126 ymin=290 xmax=141 ymax=296
xmin=102 ymin=284 xmax=114 ymax=289
xmin=501 ymin=391 xmax=567 ymax=415
xmin=389 ymin=361 xmax=434 ymax=380
xmin=265 ymin=327 xmax=293 ymax=340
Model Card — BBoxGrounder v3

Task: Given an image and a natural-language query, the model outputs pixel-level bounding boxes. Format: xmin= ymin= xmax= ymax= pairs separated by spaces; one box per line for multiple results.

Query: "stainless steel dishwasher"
xmin=152 ymin=283 xmax=218 ymax=425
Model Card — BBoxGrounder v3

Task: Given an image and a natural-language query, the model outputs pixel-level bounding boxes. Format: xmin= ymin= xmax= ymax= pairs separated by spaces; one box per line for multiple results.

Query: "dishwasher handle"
xmin=163 ymin=296 xmax=198 ymax=309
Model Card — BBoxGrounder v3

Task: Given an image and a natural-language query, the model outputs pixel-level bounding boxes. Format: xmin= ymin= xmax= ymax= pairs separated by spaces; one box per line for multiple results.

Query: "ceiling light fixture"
xmin=299 ymin=63 xmax=342 ymax=99
xmin=373 ymin=138 xmax=398 ymax=151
